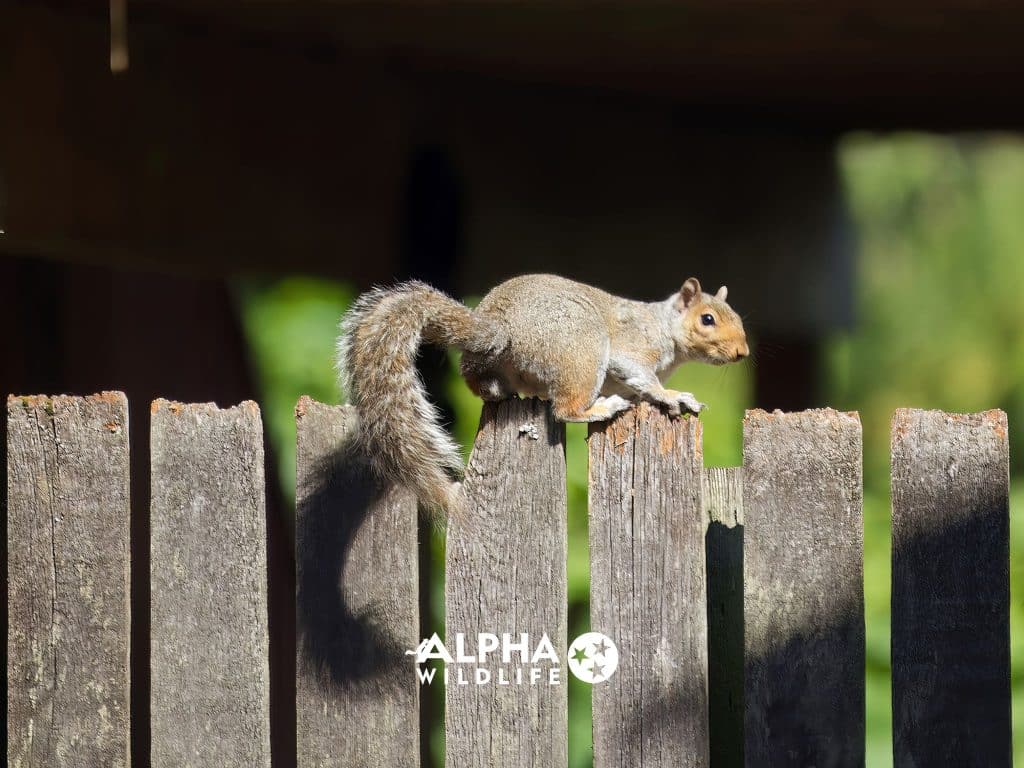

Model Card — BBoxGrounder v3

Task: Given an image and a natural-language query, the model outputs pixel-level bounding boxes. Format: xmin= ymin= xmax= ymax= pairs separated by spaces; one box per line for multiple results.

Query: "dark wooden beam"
xmin=1 ymin=5 xmax=409 ymax=279
xmin=110 ymin=0 xmax=1024 ymax=128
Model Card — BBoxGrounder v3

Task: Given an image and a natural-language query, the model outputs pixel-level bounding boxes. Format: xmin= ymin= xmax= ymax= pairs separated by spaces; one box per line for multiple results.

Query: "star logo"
xmin=566 ymin=632 xmax=619 ymax=684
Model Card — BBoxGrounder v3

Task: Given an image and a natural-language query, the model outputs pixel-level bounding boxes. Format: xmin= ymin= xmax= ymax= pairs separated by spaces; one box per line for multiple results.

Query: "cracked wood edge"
xmin=445 ymin=398 xmax=568 ymax=768
xmin=589 ymin=403 xmax=709 ymax=768
xmin=150 ymin=399 xmax=270 ymax=768
xmin=294 ymin=398 xmax=419 ymax=767
xmin=891 ymin=408 xmax=1010 ymax=766
xmin=743 ymin=408 xmax=864 ymax=766
xmin=7 ymin=392 xmax=131 ymax=767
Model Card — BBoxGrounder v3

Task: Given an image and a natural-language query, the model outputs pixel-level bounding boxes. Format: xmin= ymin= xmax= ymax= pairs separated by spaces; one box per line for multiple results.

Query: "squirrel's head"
xmin=672 ymin=277 xmax=749 ymax=365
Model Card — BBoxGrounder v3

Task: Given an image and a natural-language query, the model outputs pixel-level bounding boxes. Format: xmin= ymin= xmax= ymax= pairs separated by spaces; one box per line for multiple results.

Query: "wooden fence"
xmin=6 ymin=393 xmax=1011 ymax=767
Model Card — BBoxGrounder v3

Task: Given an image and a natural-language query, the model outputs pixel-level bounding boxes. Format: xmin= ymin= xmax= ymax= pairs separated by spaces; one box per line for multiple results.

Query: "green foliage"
xmin=235 ymin=276 xmax=354 ymax=502
xmin=834 ymin=134 xmax=1024 ymax=479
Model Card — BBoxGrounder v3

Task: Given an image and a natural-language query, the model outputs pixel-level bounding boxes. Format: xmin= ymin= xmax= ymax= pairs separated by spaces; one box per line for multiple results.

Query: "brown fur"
xmin=339 ymin=274 xmax=747 ymax=513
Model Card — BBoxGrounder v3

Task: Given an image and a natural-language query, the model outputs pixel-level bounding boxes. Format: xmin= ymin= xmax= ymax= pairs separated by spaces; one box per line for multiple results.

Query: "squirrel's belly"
xmin=498 ymin=360 xmax=551 ymax=400
xmin=599 ymin=378 xmax=634 ymax=399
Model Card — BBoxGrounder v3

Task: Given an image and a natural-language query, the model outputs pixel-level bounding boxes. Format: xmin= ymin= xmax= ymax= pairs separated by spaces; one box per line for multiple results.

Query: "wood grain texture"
xmin=150 ymin=399 xmax=269 ymax=768
xmin=703 ymin=466 xmax=743 ymax=768
xmin=743 ymin=408 xmax=864 ymax=766
xmin=446 ymin=398 xmax=567 ymax=768
xmin=294 ymin=398 xmax=419 ymax=768
xmin=589 ymin=402 xmax=709 ymax=768
xmin=7 ymin=393 xmax=131 ymax=768
xmin=891 ymin=408 xmax=1010 ymax=767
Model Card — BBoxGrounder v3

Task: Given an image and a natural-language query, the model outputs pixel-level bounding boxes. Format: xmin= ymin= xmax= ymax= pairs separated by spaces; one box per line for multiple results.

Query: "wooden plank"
xmin=445 ymin=398 xmax=567 ymax=768
xmin=589 ymin=402 xmax=709 ymax=767
xmin=7 ymin=393 xmax=131 ymax=767
xmin=150 ymin=399 xmax=270 ymax=768
xmin=742 ymin=408 xmax=864 ymax=765
xmin=703 ymin=466 xmax=743 ymax=768
xmin=891 ymin=408 xmax=1010 ymax=767
xmin=294 ymin=397 xmax=419 ymax=767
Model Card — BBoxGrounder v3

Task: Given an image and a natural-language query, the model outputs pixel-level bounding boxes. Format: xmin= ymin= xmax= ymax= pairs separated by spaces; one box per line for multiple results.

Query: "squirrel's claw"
xmin=660 ymin=391 xmax=705 ymax=417
xmin=676 ymin=392 xmax=705 ymax=415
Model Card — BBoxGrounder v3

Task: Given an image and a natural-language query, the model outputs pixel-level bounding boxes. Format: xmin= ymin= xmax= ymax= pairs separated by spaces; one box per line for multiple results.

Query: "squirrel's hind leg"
xmin=548 ymin=336 xmax=622 ymax=422
xmin=553 ymin=394 xmax=633 ymax=423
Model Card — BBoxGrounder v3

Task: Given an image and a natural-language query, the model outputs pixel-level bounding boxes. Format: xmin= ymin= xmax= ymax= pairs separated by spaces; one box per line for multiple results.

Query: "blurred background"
xmin=2 ymin=2 xmax=1023 ymax=766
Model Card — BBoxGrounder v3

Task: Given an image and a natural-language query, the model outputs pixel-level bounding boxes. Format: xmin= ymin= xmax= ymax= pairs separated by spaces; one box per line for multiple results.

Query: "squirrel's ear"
xmin=676 ymin=277 xmax=702 ymax=310
xmin=715 ymin=285 xmax=728 ymax=301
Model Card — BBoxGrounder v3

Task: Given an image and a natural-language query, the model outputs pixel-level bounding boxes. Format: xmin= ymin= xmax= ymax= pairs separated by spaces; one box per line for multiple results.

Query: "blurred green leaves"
xmin=236 ymin=276 xmax=354 ymax=502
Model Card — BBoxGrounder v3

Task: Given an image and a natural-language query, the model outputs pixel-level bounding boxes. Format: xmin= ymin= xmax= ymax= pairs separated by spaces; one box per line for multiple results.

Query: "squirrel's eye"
xmin=700 ymin=313 xmax=716 ymax=327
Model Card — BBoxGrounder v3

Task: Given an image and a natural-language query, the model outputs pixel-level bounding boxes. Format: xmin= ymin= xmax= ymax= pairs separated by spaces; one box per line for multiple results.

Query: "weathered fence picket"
xmin=294 ymin=397 xmax=419 ymax=767
xmin=743 ymin=409 xmax=865 ymax=765
xmin=7 ymin=393 xmax=131 ymax=768
xmin=702 ymin=466 xmax=743 ymax=768
xmin=588 ymin=403 xmax=709 ymax=767
xmin=149 ymin=400 xmax=270 ymax=768
xmin=891 ymin=408 xmax=1011 ymax=767
xmin=4 ymin=393 xmax=1018 ymax=767
xmin=445 ymin=398 xmax=568 ymax=768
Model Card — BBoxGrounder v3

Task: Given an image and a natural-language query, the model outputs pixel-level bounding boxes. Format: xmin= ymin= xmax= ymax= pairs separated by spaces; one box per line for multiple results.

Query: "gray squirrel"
xmin=338 ymin=274 xmax=749 ymax=512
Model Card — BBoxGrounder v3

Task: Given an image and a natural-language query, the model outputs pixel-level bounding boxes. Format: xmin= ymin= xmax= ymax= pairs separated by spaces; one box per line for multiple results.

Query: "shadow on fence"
xmin=705 ymin=518 xmax=744 ymax=768
xmin=296 ymin=445 xmax=407 ymax=689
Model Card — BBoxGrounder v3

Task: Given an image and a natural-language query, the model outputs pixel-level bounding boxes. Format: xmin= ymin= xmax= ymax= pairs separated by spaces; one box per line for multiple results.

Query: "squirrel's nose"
xmin=734 ymin=344 xmax=749 ymax=361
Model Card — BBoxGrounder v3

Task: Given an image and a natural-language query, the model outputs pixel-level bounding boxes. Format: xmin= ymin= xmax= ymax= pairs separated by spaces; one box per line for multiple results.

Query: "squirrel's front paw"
xmin=658 ymin=390 xmax=705 ymax=417
xmin=663 ymin=400 xmax=683 ymax=417
xmin=675 ymin=392 xmax=705 ymax=415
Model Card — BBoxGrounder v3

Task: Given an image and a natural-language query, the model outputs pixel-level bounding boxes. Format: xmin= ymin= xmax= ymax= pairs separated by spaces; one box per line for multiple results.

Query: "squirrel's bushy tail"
xmin=338 ymin=281 xmax=501 ymax=513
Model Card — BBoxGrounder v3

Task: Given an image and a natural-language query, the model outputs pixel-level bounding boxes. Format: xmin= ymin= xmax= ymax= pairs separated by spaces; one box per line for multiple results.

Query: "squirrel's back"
xmin=469 ymin=274 xmax=620 ymax=400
